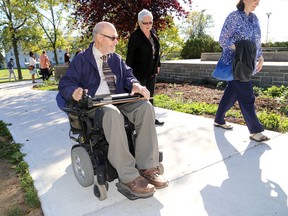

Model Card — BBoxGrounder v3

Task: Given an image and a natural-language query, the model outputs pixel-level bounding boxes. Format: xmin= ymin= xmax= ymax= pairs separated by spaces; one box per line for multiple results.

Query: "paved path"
xmin=1 ymin=81 xmax=288 ymax=216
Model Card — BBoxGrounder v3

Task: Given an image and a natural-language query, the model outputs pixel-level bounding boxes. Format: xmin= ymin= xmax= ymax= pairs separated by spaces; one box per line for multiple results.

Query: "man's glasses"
xmin=141 ymin=21 xmax=153 ymax=25
xmin=100 ymin=33 xmax=118 ymax=41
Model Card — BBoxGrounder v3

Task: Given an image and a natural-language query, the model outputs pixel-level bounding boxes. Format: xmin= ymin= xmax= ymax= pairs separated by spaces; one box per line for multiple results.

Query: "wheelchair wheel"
xmin=71 ymin=146 xmax=94 ymax=187
xmin=94 ymin=179 xmax=108 ymax=201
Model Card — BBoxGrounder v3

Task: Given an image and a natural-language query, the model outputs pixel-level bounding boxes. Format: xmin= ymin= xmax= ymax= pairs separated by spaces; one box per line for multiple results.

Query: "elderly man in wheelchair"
xmin=56 ymin=21 xmax=168 ymax=201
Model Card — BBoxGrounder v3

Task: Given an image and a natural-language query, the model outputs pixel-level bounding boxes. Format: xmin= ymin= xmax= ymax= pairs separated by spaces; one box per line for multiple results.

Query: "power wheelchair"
xmin=64 ymin=93 xmax=164 ymax=200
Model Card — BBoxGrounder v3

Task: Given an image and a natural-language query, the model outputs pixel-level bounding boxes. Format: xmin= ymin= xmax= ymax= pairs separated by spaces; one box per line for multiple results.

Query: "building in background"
xmin=4 ymin=46 xmax=67 ymax=68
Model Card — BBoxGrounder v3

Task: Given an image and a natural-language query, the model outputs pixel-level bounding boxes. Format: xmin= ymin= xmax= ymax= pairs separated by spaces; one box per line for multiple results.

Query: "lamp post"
xmin=266 ymin=12 xmax=272 ymax=44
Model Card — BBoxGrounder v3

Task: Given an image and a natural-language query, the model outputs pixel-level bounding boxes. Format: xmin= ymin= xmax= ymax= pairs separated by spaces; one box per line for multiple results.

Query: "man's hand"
xmin=131 ymin=83 xmax=150 ymax=100
xmin=156 ymin=67 xmax=160 ymax=75
xmin=256 ymin=57 xmax=264 ymax=72
xmin=72 ymin=87 xmax=88 ymax=101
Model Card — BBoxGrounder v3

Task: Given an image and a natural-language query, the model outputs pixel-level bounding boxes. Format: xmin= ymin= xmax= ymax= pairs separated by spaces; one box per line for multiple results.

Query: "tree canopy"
xmin=34 ymin=0 xmax=70 ymax=65
xmin=158 ymin=16 xmax=184 ymax=60
xmin=179 ymin=9 xmax=214 ymax=41
xmin=0 ymin=0 xmax=37 ymax=79
xmin=72 ymin=0 xmax=192 ymax=37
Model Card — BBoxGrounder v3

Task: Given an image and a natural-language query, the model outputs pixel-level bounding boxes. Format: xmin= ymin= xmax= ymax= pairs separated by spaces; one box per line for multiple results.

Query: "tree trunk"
xmin=53 ymin=44 xmax=58 ymax=66
xmin=12 ymin=34 xmax=23 ymax=80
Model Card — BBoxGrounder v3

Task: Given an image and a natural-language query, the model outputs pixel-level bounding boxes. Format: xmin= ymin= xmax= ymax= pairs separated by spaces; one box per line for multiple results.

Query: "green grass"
xmin=0 ymin=120 xmax=41 ymax=209
xmin=0 ymin=68 xmax=42 ymax=83
xmin=154 ymin=94 xmax=288 ymax=133
xmin=154 ymin=94 xmax=242 ymax=118
xmin=35 ymin=79 xmax=58 ymax=91
xmin=6 ymin=206 xmax=23 ymax=216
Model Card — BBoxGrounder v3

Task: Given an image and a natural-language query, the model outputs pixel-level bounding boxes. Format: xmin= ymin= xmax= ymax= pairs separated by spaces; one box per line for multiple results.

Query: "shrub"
xmin=281 ymin=105 xmax=288 ymax=116
xmin=258 ymin=111 xmax=280 ymax=131
xmin=264 ymin=85 xmax=288 ymax=98
xmin=279 ymin=118 xmax=288 ymax=132
xmin=181 ymin=37 xmax=221 ymax=59
xmin=253 ymin=86 xmax=265 ymax=97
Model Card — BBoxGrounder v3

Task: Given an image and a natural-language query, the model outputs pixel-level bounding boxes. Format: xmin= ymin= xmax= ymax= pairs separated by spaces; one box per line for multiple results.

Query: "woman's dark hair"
xmin=236 ymin=0 xmax=245 ymax=11
xmin=29 ymin=51 xmax=33 ymax=57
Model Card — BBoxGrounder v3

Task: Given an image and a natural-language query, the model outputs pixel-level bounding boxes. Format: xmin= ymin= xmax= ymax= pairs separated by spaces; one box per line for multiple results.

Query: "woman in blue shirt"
xmin=214 ymin=0 xmax=269 ymax=142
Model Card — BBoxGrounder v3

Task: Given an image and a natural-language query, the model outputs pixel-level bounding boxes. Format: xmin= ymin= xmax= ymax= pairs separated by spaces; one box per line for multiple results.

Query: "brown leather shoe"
xmin=140 ymin=168 xmax=169 ymax=189
xmin=121 ymin=176 xmax=155 ymax=198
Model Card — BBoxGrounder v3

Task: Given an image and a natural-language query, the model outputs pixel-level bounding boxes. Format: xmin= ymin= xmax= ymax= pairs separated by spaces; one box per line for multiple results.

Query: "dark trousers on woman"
xmin=214 ymin=80 xmax=264 ymax=134
xmin=137 ymin=75 xmax=156 ymax=105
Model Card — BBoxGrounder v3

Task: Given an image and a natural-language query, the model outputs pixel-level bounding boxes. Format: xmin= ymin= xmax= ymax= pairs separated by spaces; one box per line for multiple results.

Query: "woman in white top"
xmin=29 ymin=51 xmax=37 ymax=83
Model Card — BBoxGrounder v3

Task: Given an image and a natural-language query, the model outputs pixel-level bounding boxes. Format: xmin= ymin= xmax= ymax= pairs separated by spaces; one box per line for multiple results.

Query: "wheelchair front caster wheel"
xmin=94 ymin=180 xmax=108 ymax=201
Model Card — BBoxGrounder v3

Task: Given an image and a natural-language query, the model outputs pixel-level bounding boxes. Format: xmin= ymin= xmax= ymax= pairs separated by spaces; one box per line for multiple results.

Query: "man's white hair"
xmin=92 ymin=21 xmax=115 ymax=40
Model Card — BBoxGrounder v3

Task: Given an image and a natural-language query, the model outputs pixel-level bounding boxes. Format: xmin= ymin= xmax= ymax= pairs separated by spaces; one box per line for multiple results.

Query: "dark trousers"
xmin=137 ymin=75 xmax=156 ymax=105
xmin=214 ymin=80 xmax=264 ymax=134
xmin=41 ymin=68 xmax=50 ymax=80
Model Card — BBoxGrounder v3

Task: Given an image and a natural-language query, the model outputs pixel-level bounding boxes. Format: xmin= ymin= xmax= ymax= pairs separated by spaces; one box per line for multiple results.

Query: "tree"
xmin=179 ymin=10 xmax=220 ymax=59
xmin=35 ymin=0 xmax=70 ymax=65
xmin=158 ymin=17 xmax=184 ymax=60
xmin=0 ymin=35 xmax=4 ymax=67
xmin=0 ymin=51 xmax=4 ymax=67
xmin=0 ymin=0 xmax=36 ymax=79
xmin=72 ymin=0 xmax=192 ymax=37
xmin=113 ymin=17 xmax=184 ymax=61
xmin=179 ymin=9 xmax=214 ymax=41
xmin=68 ymin=33 xmax=91 ymax=57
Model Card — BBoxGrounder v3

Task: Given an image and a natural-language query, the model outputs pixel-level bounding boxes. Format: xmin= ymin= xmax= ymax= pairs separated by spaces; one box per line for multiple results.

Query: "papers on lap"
xmin=92 ymin=93 xmax=143 ymax=106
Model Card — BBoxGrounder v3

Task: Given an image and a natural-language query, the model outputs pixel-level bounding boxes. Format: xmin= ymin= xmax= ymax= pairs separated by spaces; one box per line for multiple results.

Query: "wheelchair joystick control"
xmin=78 ymin=90 xmax=93 ymax=109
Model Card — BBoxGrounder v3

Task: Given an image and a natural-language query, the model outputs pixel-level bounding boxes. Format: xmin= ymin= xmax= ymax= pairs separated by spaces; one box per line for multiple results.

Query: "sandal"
xmin=214 ymin=122 xmax=233 ymax=130
xmin=249 ymin=132 xmax=270 ymax=142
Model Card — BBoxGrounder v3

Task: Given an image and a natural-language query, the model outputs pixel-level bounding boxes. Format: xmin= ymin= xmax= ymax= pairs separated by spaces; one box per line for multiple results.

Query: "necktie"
xmin=101 ymin=55 xmax=116 ymax=94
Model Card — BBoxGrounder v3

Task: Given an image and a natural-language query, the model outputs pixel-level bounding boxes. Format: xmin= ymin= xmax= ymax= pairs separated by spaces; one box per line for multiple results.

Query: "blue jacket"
xmin=7 ymin=61 xmax=13 ymax=69
xmin=56 ymin=42 xmax=139 ymax=110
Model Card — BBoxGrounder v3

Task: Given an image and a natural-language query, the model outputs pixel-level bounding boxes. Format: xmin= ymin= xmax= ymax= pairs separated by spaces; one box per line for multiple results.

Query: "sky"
xmin=183 ymin=0 xmax=288 ymax=43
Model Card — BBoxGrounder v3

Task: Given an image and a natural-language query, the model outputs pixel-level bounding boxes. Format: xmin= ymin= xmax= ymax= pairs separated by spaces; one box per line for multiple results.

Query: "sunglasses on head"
xmin=141 ymin=21 xmax=153 ymax=25
xmin=100 ymin=33 xmax=118 ymax=41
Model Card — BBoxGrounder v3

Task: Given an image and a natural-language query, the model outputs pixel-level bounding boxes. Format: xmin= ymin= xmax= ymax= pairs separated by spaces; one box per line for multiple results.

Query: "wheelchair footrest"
xmin=116 ymin=182 xmax=154 ymax=200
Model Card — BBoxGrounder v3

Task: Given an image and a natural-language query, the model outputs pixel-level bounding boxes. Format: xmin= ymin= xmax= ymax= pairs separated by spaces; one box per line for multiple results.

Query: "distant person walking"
xmin=64 ymin=49 xmax=70 ymax=65
xmin=213 ymin=0 xmax=269 ymax=142
xmin=29 ymin=52 xmax=37 ymax=83
xmin=7 ymin=58 xmax=16 ymax=81
xmin=39 ymin=50 xmax=51 ymax=81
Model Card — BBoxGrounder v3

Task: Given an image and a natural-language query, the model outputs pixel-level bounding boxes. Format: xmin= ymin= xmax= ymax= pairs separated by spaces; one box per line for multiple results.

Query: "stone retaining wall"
xmin=157 ymin=60 xmax=288 ymax=88
xmin=53 ymin=60 xmax=288 ymax=88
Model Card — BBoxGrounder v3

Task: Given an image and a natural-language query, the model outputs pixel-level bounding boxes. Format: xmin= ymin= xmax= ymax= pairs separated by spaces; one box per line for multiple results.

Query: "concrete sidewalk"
xmin=1 ymin=81 xmax=288 ymax=216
